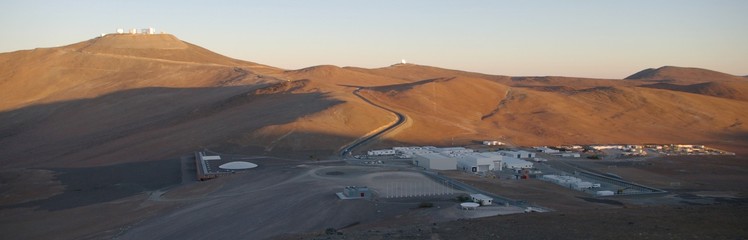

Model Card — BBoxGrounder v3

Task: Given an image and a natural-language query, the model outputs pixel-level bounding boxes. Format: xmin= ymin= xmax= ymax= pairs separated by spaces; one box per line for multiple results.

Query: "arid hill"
xmin=0 ymin=34 xmax=283 ymax=111
xmin=359 ymin=75 xmax=747 ymax=149
xmin=639 ymin=81 xmax=748 ymax=102
xmin=1 ymin=34 xmax=747 ymax=240
xmin=0 ymin=35 xmax=406 ymax=168
xmin=1 ymin=35 xmax=747 ymax=169
xmin=625 ymin=66 xmax=746 ymax=84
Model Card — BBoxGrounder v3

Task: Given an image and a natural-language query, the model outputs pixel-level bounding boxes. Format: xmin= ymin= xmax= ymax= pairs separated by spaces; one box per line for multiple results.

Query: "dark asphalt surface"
xmin=339 ymin=88 xmax=406 ymax=158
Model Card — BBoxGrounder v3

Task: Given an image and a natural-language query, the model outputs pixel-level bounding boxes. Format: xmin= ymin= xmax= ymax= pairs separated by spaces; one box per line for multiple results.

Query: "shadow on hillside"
xmin=1 ymin=159 xmax=181 ymax=211
xmin=712 ymin=131 xmax=748 ymax=156
xmin=0 ymin=84 xmax=359 ymax=210
xmin=0 ymin=84 xmax=343 ymax=168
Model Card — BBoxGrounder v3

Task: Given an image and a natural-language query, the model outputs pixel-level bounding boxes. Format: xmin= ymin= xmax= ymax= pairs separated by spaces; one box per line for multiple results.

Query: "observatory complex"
xmin=105 ymin=27 xmax=160 ymax=37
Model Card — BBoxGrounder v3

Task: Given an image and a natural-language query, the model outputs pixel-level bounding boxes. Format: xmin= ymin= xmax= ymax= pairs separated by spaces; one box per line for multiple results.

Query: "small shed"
xmin=460 ymin=202 xmax=480 ymax=210
xmin=470 ymin=193 xmax=493 ymax=206
xmin=596 ymin=190 xmax=615 ymax=196
xmin=368 ymin=149 xmax=396 ymax=156
xmin=342 ymin=186 xmax=371 ymax=199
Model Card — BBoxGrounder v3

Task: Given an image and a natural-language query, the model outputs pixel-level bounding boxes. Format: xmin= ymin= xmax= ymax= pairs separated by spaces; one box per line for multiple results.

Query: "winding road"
xmin=339 ymin=88 xmax=406 ymax=158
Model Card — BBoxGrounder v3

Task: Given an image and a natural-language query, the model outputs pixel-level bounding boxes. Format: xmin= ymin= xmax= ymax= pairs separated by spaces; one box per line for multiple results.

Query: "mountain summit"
xmin=0 ymin=34 xmax=281 ymax=111
xmin=625 ymin=66 xmax=744 ymax=84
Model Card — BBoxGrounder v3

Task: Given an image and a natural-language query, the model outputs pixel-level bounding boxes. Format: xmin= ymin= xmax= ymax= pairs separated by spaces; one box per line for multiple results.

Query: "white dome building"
xmin=219 ymin=161 xmax=258 ymax=171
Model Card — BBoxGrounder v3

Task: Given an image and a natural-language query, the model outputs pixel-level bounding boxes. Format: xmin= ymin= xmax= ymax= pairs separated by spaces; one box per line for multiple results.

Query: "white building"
xmin=338 ymin=186 xmax=371 ymax=199
xmin=596 ymin=190 xmax=615 ymax=196
xmin=116 ymin=28 xmax=124 ymax=34
xmin=435 ymin=147 xmax=474 ymax=156
xmin=141 ymin=27 xmax=156 ymax=34
xmin=394 ymin=146 xmax=436 ymax=158
xmin=458 ymin=153 xmax=502 ymax=173
xmin=534 ymin=146 xmax=560 ymax=154
xmin=367 ymin=149 xmax=396 ymax=156
xmin=572 ymin=181 xmax=593 ymax=190
xmin=541 ymin=175 xmax=596 ymax=190
xmin=591 ymin=145 xmax=625 ymax=150
xmin=556 ymin=152 xmax=581 ymax=158
xmin=198 ymin=152 xmax=221 ymax=161
xmin=502 ymin=156 xmax=533 ymax=170
xmin=412 ymin=153 xmax=456 ymax=170
xmin=499 ymin=150 xmax=535 ymax=159
xmin=470 ymin=193 xmax=493 ymax=206
xmin=483 ymin=140 xmax=504 ymax=146
xmin=129 ymin=28 xmax=137 ymax=34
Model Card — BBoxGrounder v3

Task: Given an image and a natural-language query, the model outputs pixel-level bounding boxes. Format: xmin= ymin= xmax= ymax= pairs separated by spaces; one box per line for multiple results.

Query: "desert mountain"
xmin=1 ymin=35 xmax=747 ymax=169
xmin=0 ymin=35 xmax=408 ymax=168
xmin=0 ymin=34 xmax=281 ymax=111
xmin=639 ymin=81 xmax=748 ymax=102
xmin=358 ymin=76 xmax=747 ymax=148
xmin=625 ymin=66 xmax=745 ymax=84
xmin=623 ymin=66 xmax=748 ymax=101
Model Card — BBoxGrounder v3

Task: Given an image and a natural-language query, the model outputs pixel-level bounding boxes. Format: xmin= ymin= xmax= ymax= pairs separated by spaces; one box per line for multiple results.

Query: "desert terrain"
xmin=1 ymin=34 xmax=747 ymax=239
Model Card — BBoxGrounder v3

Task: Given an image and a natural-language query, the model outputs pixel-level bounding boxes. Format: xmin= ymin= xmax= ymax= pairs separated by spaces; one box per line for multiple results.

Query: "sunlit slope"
xmin=345 ymin=63 xmax=635 ymax=89
xmin=358 ymin=77 xmax=511 ymax=145
xmin=626 ymin=66 xmax=745 ymax=84
xmin=361 ymin=76 xmax=748 ymax=147
xmin=227 ymin=65 xmax=414 ymax=155
xmin=0 ymin=34 xmax=280 ymax=111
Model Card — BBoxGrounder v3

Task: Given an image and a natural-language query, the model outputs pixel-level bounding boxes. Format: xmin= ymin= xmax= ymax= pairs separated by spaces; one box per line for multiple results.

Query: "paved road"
xmin=339 ymin=88 xmax=406 ymax=158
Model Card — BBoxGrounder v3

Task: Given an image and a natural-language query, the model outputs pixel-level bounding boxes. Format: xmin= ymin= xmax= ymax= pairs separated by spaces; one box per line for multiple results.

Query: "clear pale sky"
xmin=1 ymin=0 xmax=746 ymax=78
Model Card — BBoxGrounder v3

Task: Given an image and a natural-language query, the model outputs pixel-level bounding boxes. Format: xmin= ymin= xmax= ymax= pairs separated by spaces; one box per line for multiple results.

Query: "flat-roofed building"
xmin=499 ymin=150 xmax=536 ymax=159
xmin=470 ymin=193 xmax=493 ymax=205
xmin=367 ymin=149 xmax=396 ymax=156
xmin=412 ymin=153 xmax=456 ymax=170
xmin=458 ymin=152 xmax=502 ymax=173
xmin=502 ymin=156 xmax=533 ymax=170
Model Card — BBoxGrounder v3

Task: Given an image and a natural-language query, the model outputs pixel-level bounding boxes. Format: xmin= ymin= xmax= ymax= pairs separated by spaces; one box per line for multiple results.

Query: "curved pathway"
xmin=339 ymin=88 xmax=407 ymax=158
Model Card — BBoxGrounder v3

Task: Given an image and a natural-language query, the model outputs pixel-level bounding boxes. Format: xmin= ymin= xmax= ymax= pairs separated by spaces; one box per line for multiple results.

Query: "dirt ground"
xmin=280 ymin=155 xmax=748 ymax=240
xmin=569 ymin=155 xmax=748 ymax=195
xmin=0 ymin=169 xmax=64 ymax=206
xmin=2 ymin=153 xmax=747 ymax=240
xmin=0 ymin=159 xmax=183 ymax=240
xmin=117 ymin=163 xmax=516 ymax=240
xmin=285 ymin=204 xmax=748 ymax=240
xmin=440 ymin=170 xmax=625 ymax=211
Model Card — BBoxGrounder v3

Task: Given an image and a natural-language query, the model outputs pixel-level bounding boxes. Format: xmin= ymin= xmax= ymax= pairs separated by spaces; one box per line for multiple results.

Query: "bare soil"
xmin=285 ymin=205 xmax=748 ymax=240
xmin=441 ymin=171 xmax=624 ymax=211
xmin=281 ymin=155 xmax=748 ymax=240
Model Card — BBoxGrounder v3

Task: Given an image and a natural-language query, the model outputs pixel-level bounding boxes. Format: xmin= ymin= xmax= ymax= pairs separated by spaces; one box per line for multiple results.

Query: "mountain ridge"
xmin=625 ymin=66 xmax=744 ymax=84
xmin=1 ymin=35 xmax=746 ymax=168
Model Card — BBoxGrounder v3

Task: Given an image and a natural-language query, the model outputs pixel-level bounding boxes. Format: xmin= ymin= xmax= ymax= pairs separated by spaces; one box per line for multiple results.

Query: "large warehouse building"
xmin=413 ymin=153 xmax=457 ymax=170
xmin=458 ymin=152 xmax=502 ymax=173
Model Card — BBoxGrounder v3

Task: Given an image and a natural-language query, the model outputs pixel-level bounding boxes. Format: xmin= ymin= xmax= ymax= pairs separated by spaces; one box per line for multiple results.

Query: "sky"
xmin=1 ymin=0 xmax=746 ymax=79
